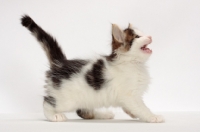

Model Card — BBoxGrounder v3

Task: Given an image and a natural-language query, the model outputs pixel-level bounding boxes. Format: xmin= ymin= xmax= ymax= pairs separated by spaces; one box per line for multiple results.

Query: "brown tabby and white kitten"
xmin=21 ymin=15 xmax=164 ymax=123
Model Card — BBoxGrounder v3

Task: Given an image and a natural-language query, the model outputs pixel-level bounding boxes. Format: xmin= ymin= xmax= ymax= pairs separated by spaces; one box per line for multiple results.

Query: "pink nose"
xmin=147 ymin=36 xmax=152 ymax=42
xmin=147 ymin=36 xmax=152 ymax=40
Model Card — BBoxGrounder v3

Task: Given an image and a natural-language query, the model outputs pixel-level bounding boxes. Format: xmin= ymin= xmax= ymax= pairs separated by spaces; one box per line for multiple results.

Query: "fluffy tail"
xmin=21 ymin=15 xmax=66 ymax=67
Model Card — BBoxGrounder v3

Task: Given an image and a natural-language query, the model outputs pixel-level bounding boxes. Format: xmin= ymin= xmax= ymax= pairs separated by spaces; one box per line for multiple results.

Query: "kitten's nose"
xmin=147 ymin=36 xmax=152 ymax=40
xmin=147 ymin=36 xmax=152 ymax=42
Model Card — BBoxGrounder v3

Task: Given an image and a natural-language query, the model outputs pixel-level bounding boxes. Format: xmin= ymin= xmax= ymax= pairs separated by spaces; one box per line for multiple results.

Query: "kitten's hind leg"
xmin=43 ymin=100 xmax=67 ymax=122
xmin=77 ymin=109 xmax=114 ymax=119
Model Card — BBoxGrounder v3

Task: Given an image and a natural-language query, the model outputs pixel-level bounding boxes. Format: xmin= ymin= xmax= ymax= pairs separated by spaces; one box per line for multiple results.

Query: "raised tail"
xmin=21 ymin=15 xmax=66 ymax=67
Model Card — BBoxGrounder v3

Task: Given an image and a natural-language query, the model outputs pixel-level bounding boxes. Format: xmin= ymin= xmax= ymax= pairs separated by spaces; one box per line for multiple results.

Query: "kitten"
xmin=21 ymin=15 xmax=164 ymax=123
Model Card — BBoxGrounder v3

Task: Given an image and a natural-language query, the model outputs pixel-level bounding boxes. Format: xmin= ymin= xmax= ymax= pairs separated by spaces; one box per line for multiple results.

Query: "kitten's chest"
xmin=109 ymin=63 xmax=150 ymax=88
xmin=124 ymin=67 xmax=149 ymax=83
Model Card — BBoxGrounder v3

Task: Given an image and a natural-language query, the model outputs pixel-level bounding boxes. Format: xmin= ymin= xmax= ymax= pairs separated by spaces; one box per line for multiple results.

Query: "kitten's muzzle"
xmin=140 ymin=36 xmax=152 ymax=54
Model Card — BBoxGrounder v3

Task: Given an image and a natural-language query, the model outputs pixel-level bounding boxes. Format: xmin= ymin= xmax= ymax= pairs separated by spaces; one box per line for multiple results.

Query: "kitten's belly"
xmin=47 ymin=69 xmax=150 ymax=111
xmin=51 ymin=77 xmax=118 ymax=111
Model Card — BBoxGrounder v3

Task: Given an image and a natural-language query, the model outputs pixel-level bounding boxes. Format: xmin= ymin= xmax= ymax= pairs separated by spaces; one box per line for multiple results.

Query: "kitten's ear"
xmin=128 ymin=23 xmax=133 ymax=29
xmin=112 ymin=24 xmax=124 ymax=43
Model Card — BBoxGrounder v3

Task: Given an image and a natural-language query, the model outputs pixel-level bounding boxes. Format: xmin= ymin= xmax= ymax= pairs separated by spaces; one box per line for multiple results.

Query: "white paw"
xmin=51 ymin=113 xmax=67 ymax=122
xmin=95 ymin=111 xmax=115 ymax=119
xmin=103 ymin=111 xmax=115 ymax=119
xmin=147 ymin=115 xmax=164 ymax=123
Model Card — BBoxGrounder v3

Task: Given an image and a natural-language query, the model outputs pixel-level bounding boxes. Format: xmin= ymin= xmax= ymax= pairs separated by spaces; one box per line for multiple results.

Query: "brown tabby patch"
xmin=123 ymin=28 xmax=136 ymax=51
xmin=107 ymin=27 xmax=138 ymax=61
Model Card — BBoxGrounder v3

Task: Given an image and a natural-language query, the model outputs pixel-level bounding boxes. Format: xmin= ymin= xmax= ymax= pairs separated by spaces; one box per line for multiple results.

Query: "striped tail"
xmin=21 ymin=15 xmax=66 ymax=67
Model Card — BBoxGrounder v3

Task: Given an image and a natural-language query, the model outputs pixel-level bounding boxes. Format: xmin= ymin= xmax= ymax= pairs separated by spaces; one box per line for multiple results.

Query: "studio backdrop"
xmin=0 ymin=0 xmax=200 ymax=113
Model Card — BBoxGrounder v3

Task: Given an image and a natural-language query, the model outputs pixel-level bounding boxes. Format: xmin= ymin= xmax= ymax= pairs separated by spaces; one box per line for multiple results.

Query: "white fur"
xmin=43 ymin=29 xmax=164 ymax=123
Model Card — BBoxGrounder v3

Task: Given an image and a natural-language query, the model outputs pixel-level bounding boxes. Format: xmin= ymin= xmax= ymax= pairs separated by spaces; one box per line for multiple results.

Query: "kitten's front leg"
xmin=122 ymin=98 xmax=164 ymax=123
xmin=123 ymin=108 xmax=136 ymax=118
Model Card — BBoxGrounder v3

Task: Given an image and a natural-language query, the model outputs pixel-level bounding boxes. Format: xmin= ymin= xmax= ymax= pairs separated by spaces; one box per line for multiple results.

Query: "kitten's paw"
xmin=94 ymin=111 xmax=115 ymax=119
xmin=51 ymin=113 xmax=67 ymax=122
xmin=147 ymin=115 xmax=164 ymax=123
xmin=103 ymin=111 xmax=115 ymax=119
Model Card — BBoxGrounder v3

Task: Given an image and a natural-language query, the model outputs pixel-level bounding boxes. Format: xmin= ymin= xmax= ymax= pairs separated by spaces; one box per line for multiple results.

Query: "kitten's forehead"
xmin=124 ymin=26 xmax=144 ymax=37
xmin=124 ymin=28 xmax=134 ymax=43
xmin=133 ymin=28 xmax=145 ymax=36
xmin=124 ymin=28 xmax=134 ymax=36
xmin=127 ymin=23 xmax=144 ymax=36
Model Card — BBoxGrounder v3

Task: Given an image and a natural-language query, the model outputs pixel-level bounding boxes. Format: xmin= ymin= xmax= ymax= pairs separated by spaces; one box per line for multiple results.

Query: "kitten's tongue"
xmin=141 ymin=46 xmax=152 ymax=53
xmin=143 ymin=48 xmax=152 ymax=53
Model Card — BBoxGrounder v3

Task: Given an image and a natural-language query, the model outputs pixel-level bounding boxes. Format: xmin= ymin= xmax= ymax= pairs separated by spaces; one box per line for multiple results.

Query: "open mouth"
xmin=141 ymin=44 xmax=152 ymax=54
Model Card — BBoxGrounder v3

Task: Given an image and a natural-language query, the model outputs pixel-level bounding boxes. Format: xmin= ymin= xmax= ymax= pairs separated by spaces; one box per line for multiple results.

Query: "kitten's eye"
xmin=135 ymin=35 xmax=140 ymax=38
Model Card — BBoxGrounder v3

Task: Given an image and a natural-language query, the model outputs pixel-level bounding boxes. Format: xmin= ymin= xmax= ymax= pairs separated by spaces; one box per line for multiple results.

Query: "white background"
xmin=0 ymin=0 xmax=200 ymax=113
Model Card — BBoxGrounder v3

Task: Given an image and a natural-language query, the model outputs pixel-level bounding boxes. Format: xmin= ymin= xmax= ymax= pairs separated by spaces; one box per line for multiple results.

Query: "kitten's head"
xmin=110 ymin=24 xmax=152 ymax=62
